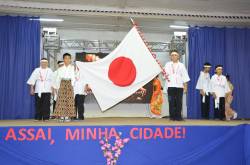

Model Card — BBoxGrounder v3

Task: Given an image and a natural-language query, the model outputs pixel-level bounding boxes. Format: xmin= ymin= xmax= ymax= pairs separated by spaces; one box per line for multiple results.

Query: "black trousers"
xmin=201 ymin=94 xmax=210 ymax=119
xmin=167 ymin=87 xmax=183 ymax=120
xmin=35 ymin=93 xmax=51 ymax=120
xmin=53 ymin=100 xmax=56 ymax=113
xmin=75 ymin=94 xmax=85 ymax=120
xmin=214 ymin=97 xmax=225 ymax=120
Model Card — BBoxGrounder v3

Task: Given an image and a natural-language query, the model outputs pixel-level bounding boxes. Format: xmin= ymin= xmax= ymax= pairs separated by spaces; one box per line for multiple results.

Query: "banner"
xmin=0 ymin=124 xmax=249 ymax=165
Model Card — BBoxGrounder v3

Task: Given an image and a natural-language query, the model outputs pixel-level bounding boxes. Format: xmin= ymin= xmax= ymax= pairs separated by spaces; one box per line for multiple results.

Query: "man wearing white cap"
xmin=164 ymin=50 xmax=190 ymax=121
xmin=196 ymin=62 xmax=212 ymax=119
xmin=210 ymin=65 xmax=231 ymax=120
xmin=27 ymin=58 xmax=53 ymax=121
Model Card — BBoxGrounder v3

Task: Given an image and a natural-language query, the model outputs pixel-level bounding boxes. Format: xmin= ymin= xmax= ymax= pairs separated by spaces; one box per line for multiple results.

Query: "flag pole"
xmin=129 ymin=17 xmax=169 ymax=81
xmin=129 ymin=17 xmax=137 ymax=26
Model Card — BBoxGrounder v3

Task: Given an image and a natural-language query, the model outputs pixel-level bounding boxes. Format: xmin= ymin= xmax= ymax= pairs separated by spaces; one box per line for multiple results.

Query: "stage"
xmin=0 ymin=118 xmax=250 ymax=165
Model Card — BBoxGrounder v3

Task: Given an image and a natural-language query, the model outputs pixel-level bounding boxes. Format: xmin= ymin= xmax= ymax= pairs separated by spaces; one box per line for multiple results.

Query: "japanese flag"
xmin=76 ymin=27 xmax=161 ymax=111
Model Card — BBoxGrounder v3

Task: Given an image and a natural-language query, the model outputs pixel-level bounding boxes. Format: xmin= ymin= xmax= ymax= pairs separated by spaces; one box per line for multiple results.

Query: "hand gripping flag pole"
xmin=129 ymin=17 xmax=169 ymax=82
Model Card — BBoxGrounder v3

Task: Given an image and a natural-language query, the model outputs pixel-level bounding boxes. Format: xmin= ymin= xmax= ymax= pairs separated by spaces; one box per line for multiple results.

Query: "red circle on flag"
xmin=108 ymin=56 xmax=136 ymax=87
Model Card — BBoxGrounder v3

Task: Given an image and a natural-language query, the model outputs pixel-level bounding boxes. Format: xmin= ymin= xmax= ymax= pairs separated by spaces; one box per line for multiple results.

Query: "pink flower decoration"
xmin=112 ymin=146 xmax=118 ymax=151
xmin=99 ymin=132 xmax=130 ymax=165
xmin=116 ymin=149 xmax=121 ymax=154
xmin=123 ymin=138 xmax=130 ymax=143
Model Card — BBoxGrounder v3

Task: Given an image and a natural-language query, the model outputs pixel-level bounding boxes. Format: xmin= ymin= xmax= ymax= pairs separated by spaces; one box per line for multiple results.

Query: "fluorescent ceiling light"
xmin=169 ymin=25 xmax=189 ymax=29
xmin=30 ymin=18 xmax=64 ymax=22
xmin=174 ymin=31 xmax=187 ymax=36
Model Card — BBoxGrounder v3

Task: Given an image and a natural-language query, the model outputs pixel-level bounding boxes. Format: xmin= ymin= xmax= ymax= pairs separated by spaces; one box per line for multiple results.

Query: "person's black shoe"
xmin=79 ymin=117 xmax=84 ymax=120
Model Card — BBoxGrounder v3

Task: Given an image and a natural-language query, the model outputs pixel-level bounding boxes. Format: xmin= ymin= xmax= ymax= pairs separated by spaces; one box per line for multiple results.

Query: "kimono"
xmin=150 ymin=78 xmax=163 ymax=117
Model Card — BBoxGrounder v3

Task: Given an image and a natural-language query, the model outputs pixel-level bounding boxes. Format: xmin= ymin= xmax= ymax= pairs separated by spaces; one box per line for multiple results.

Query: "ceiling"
xmin=9 ymin=0 xmax=250 ymax=14
xmin=0 ymin=0 xmax=250 ymax=33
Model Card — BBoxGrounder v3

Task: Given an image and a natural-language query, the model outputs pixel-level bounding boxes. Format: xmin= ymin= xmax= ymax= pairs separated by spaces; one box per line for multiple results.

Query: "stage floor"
xmin=0 ymin=117 xmax=249 ymax=126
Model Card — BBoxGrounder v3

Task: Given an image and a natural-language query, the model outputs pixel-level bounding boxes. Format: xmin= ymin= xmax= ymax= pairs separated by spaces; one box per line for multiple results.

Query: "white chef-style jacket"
xmin=196 ymin=71 xmax=211 ymax=103
xmin=27 ymin=67 xmax=53 ymax=97
xmin=74 ymin=68 xmax=87 ymax=96
xmin=210 ymin=74 xmax=231 ymax=108
xmin=163 ymin=61 xmax=190 ymax=91
xmin=53 ymin=64 xmax=75 ymax=90
xmin=52 ymin=69 xmax=59 ymax=101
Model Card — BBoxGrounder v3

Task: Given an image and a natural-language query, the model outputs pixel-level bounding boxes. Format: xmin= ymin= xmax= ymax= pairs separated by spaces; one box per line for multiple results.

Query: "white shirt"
xmin=164 ymin=61 xmax=190 ymax=89
xmin=74 ymin=69 xmax=87 ymax=96
xmin=27 ymin=67 xmax=53 ymax=97
xmin=53 ymin=64 xmax=75 ymax=89
xmin=52 ymin=70 xmax=59 ymax=101
xmin=210 ymin=74 xmax=230 ymax=98
xmin=196 ymin=71 xmax=211 ymax=94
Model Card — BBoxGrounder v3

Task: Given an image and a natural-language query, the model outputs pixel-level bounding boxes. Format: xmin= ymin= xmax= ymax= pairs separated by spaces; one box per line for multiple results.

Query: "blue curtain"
xmin=188 ymin=26 xmax=250 ymax=119
xmin=0 ymin=16 xmax=40 ymax=119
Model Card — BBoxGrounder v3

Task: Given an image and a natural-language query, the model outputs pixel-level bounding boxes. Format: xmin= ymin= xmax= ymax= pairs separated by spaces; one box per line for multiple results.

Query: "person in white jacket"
xmin=164 ymin=50 xmax=190 ymax=121
xmin=210 ymin=65 xmax=230 ymax=120
xmin=74 ymin=64 xmax=88 ymax=120
xmin=27 ymin=58 xmax=53 ymax=121
xmin=196 ymin=62 xmax=212 ymax=119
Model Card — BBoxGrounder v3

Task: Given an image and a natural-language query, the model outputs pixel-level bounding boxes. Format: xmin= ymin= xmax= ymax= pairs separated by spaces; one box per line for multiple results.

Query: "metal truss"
xmin=43 ymin=36 xmax=186 ymax=53
xmin=43 ymin=34 xmax=186 ymax=68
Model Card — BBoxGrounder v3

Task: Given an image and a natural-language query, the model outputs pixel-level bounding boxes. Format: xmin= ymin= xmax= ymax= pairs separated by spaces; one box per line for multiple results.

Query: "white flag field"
xmin=76 ymin=26 xmax=162 ymax=111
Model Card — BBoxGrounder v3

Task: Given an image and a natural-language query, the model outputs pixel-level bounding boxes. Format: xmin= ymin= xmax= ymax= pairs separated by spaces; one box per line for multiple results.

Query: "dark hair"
xmin=63 ymin=53 xmax=71 ymax=59
xmin=215 ymin=65 xmax=223 ymax=69
xmin=226 ymin=74 xmax=230 ymax=81
xmin=57 ymin=60 xmax=63 ymax=65
xmin=169 ymin=49 xmax=179 ymax=55
xmin=40 ymin=58 xmax=48 ymax=61
xmin=203 ymin=62 xmax=211 ymax=66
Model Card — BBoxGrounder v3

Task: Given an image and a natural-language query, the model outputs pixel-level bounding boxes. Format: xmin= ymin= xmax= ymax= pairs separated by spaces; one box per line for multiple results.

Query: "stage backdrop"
xmin=0 ymin=124 xmax=249 ymax=165
xmin=188 ymin=27 xmax=250 ymax=119
xmin=0 ymin=16 xmax=40 ymax=119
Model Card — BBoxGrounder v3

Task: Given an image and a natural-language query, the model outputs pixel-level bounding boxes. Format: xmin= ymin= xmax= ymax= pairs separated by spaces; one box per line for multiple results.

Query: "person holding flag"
xmin=164 ymin=50 xmax=190 ymax=121
xmin=74 ymin=64 xmax=88 ymax=120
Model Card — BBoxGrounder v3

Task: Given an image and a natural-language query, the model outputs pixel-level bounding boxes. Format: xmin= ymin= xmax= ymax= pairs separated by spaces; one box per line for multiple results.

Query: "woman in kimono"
xmin=225 ymin=74 xmax=237 ymax=121
xmin=150 ymin=75 xmax=163 ymax=118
